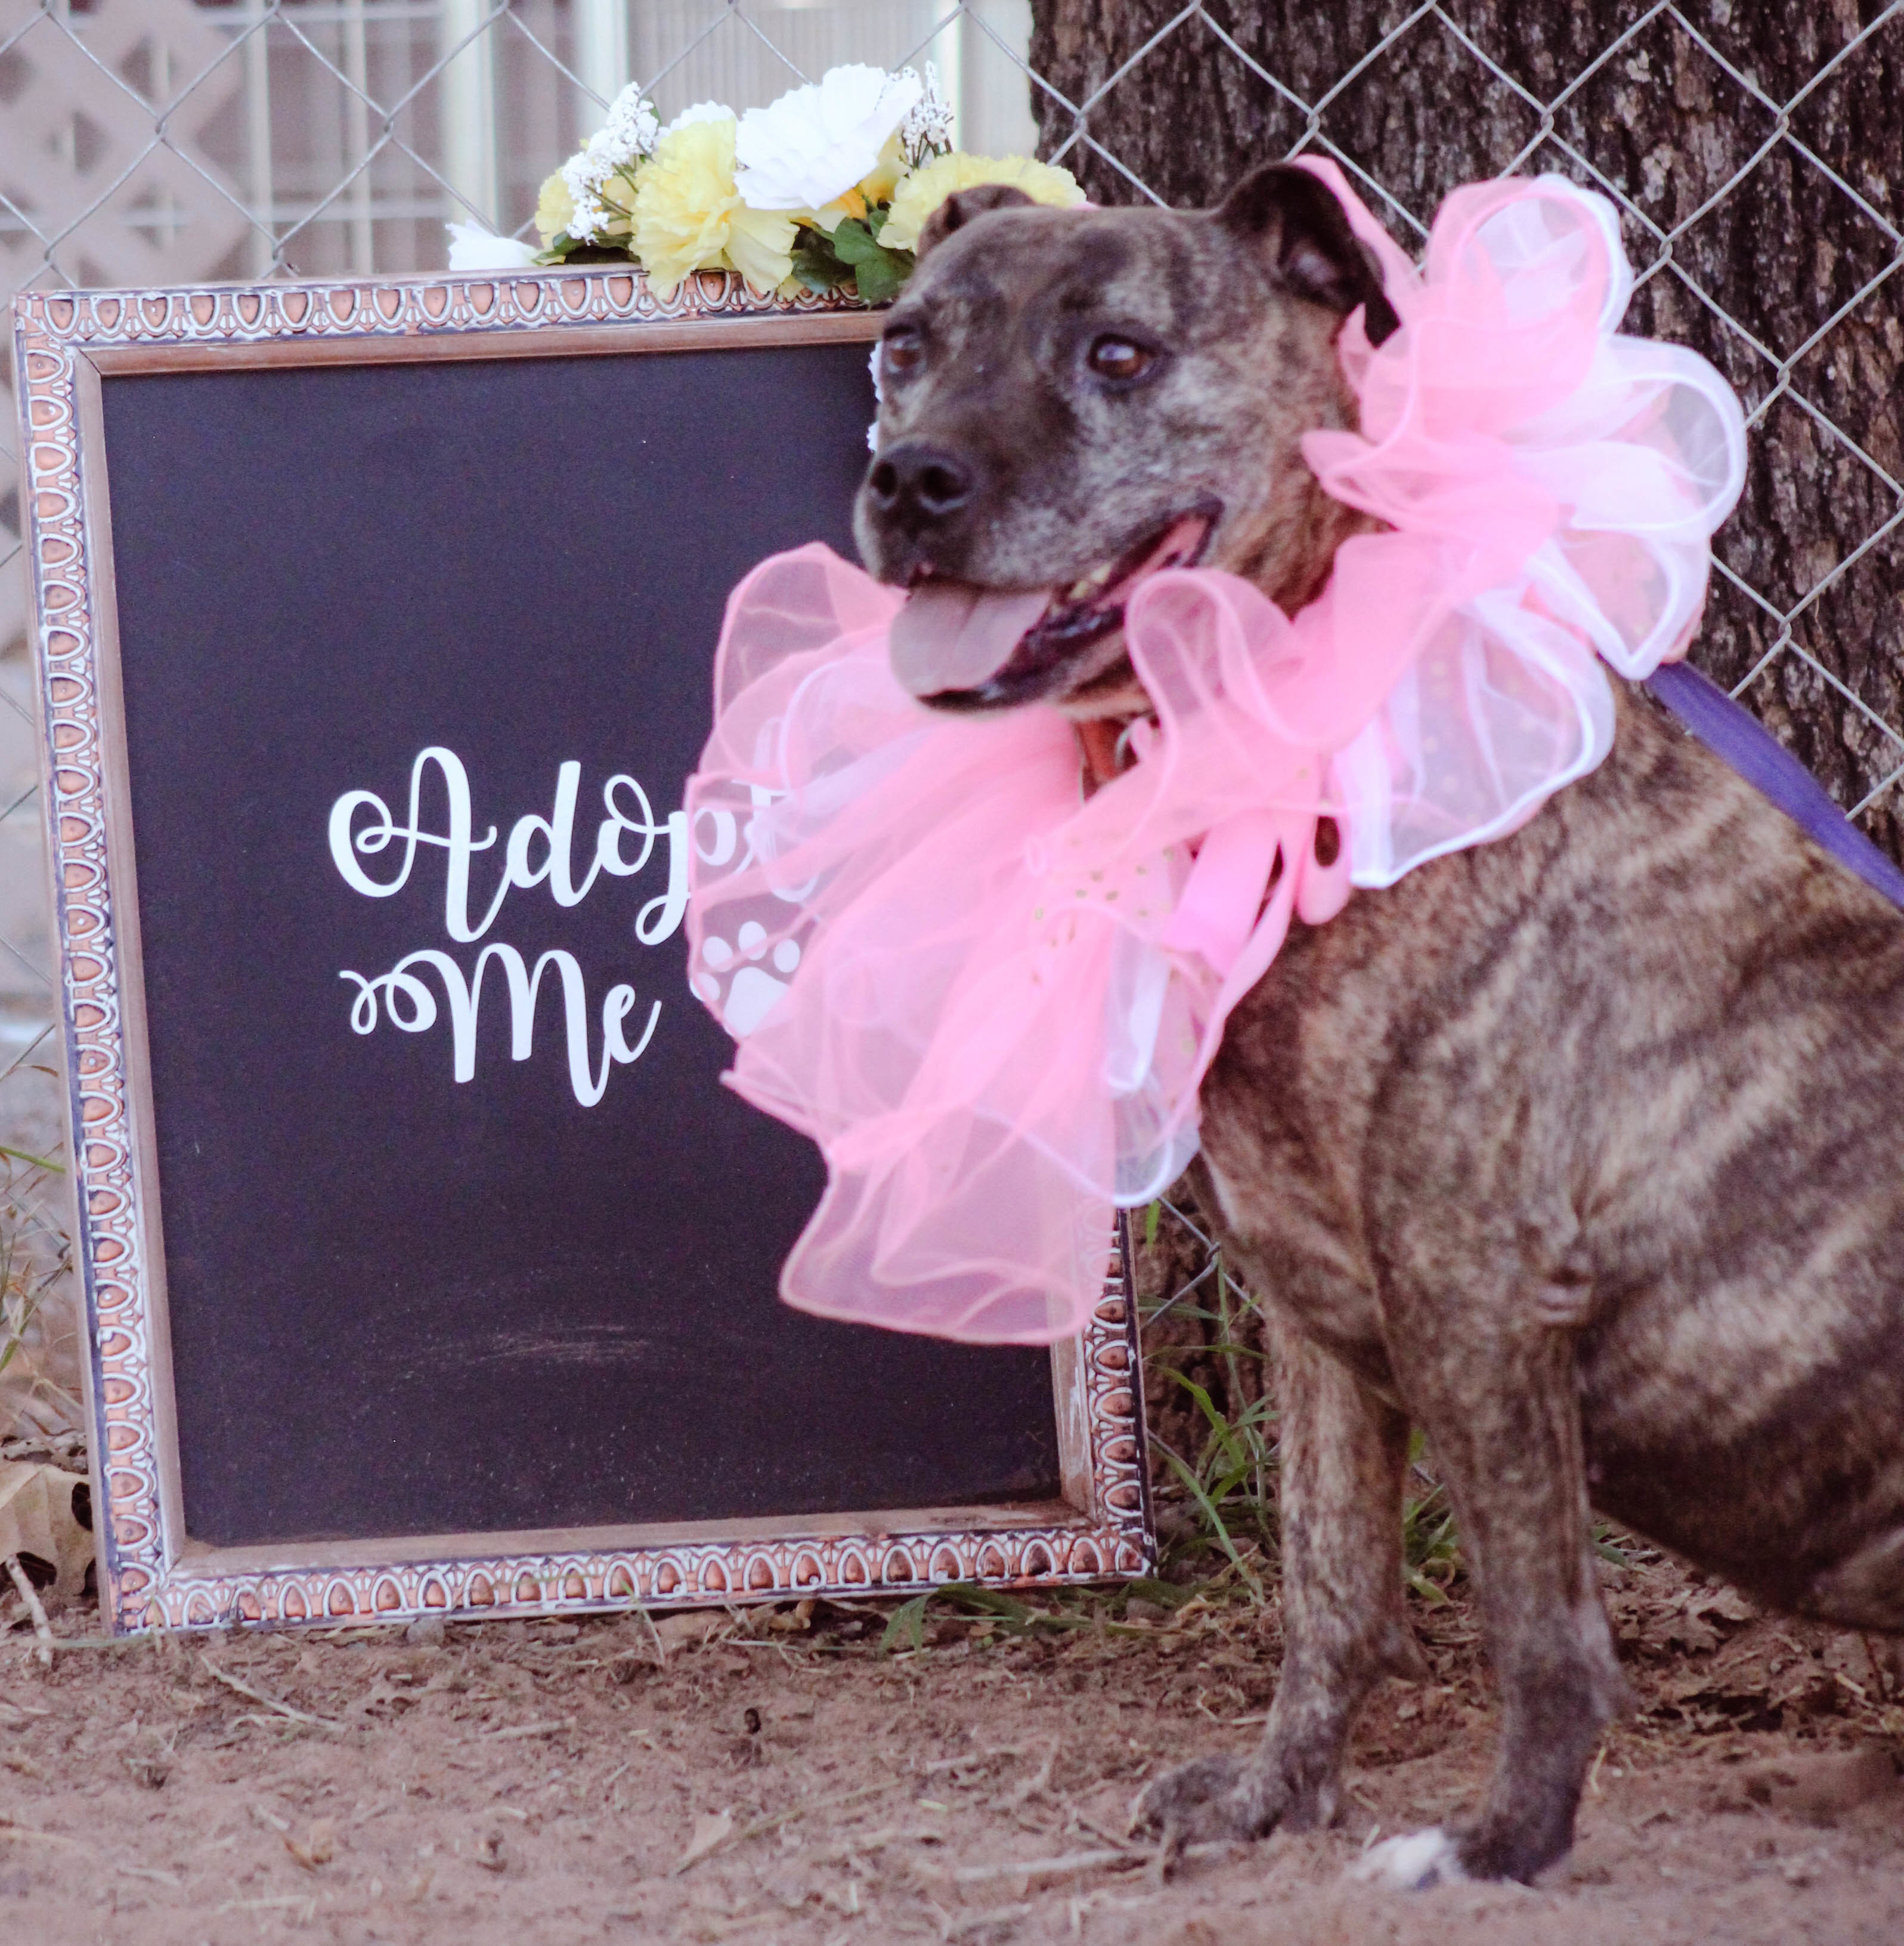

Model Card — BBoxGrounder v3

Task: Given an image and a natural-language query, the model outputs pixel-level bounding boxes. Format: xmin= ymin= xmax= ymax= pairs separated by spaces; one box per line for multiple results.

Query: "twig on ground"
xmin=944 ymin=1849 xmax=1142 ymax=1886
xmin=673 ymin=1778 xmax=896 ymax=1874
xmin=199 ymin=1653 xmax=343 ymax=1731
xmin=815 ymin=1825 xmax=947 ymax=1861
xmin=222 ymin=1713 xmax=317 ymax=1740
xmin=18 ymin=1633 xmax=150 ymax=1653
xmin=941 ymin=1902 xmax=1033 ymax=1940
xmin=1069 ymin=1809 xmax=1141 ymax=1852
xmin=3 ymin=1554 xmax=52 ymax=1665
xmin=631 ymin=1601 xmax=667 ymax=1666
xmin=1004 ymin=1744 xmax=1058 ymax=1809
xmin=922 ymin=1745 xmax=1027 ymax=1776
xmin=0 ymin=1815 xmax=81 ymax=1849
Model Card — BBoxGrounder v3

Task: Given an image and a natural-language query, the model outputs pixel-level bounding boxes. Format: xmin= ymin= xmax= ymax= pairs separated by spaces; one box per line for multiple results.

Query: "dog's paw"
xmin=1132 ymin=1753 xmax=1252 ymax=1836
xmin=1132 ymin=1753 xmax=1296 ymax=1859
xmin=1350 ymin=1827 xmax=1469 ymax=1892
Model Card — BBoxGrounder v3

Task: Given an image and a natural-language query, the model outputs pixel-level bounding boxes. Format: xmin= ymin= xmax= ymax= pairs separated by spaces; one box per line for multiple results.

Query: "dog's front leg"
xmin=1360 ymin=1296 xmax=1630 ymax=1889
xmin=1137 ymin=1313 xmax=1423 ymax=1856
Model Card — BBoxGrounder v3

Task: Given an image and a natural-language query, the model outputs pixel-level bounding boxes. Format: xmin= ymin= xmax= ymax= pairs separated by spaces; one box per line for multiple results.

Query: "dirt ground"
xmin=5 ymin=1541 xmax=1904 ymax=1946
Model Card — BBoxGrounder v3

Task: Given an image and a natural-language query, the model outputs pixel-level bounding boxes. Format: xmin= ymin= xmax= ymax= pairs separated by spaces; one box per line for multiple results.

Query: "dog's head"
xmin=855 ymin=164 xmax=1397 ymax=717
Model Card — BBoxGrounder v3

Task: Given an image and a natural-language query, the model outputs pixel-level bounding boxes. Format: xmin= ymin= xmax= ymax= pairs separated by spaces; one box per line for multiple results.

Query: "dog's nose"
xmin=866 ymin=442 xmax=973 ymax=530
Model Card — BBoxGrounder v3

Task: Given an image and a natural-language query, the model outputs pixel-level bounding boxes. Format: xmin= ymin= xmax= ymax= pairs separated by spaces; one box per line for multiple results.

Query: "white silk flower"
xmin=733 ymin=64 xmax=922 ymax=212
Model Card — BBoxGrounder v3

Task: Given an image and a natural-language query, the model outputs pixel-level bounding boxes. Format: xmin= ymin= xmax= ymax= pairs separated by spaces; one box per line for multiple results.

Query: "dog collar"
xmin=683 ymin=168 xmax=1747 ymax=1344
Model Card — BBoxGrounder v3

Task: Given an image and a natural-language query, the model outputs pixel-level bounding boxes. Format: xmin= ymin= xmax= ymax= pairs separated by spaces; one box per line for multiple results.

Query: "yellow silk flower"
xmin=534 ymin=169 xmax=575 ymax=246
xmin=880 ymin=153 xmax=1085 ymax=253
xmin=795 ymin=132 xmax=911 ymax=236
xmin=857 ymin=132 xmax=908 ymax=208
xmin=631 ymin=116 xmax=797 ymax=299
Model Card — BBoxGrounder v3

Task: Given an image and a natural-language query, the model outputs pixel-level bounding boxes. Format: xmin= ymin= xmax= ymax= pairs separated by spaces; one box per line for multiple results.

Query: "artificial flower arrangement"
xmin=447 ymin=63 xmax=1083 ymax=304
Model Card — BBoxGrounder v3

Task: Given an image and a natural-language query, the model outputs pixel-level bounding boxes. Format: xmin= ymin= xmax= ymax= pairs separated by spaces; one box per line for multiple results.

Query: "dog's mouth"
xmin=889 ymin=502 xmax=1220 ymax=713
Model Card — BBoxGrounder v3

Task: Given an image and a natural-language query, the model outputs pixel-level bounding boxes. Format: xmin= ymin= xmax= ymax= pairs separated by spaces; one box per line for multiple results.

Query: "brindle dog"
xmin=852 ymin=165 xmax=1904 ymax=1889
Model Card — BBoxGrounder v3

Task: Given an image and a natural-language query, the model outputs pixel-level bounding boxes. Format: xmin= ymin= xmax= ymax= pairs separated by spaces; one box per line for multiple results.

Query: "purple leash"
xmin=1645 ymin=661 xmax=1904 ymax=913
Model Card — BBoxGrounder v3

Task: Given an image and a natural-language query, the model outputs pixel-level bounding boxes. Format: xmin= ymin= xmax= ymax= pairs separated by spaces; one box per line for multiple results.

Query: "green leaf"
xmin=877 ymin=1594 xmax=930 ymax=1656
xmin=851 ymin=250 xmax=911 ymax=307
xmin=1158 ymin=1368 xmax=1253 ymax=1475
xmin=534 ymin=236 xmax=637 ymax=267
xmin=1406 ymin=1566 xmax=1452 ymax=1605
xmin=1120 ymin=1576 xmax=1196 ymax=1611
xmin=1143 ymin=1200 xmax=1161 ymax=1248
xmin=1590 ymin=1520 xmax=1633 ymax=1567
xmin=940 ymin=1585 xmax=1033 ymax=1625
xmin=790 ymin=256 xmax=846 ymax=296
xmin=826 ymin=217 xmax=913 ymax=306
xmin=1151 ymin=1437 xmax=1262 ymax=1598
xmin=0 ymin=1147 xmax=61 ymax=1173
xmin=825 ymin=218 xmax=883 ymax=264
xmin=791 ymin=226 xmax=853 ymax=295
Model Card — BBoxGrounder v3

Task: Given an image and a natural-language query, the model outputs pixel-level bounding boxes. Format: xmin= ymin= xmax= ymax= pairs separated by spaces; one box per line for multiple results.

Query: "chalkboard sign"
xmin=14 ymin=271 xmax=1150 ymax=1632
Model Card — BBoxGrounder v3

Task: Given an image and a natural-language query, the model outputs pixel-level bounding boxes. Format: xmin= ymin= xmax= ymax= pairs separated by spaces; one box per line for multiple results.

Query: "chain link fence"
xmin=0 ymin=0 xmax=1037 ymax=1440
xmin=1030 ymin=0 xmax=1903 ymax=1545
xmin=1030 ymin=2 xmax=1904 ymax=841
xmin=2 ymin=5 xmax=1899 ymax=1526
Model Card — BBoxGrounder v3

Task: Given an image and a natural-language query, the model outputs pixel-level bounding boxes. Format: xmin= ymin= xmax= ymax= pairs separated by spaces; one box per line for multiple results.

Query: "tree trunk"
xmin=1029 ymin=1 xmax=1904 ymax=860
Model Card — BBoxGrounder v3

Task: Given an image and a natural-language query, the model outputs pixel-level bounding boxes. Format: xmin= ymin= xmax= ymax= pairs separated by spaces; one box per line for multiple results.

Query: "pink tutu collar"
xmin=685 ymin=164 xmax=1746 ymax=1344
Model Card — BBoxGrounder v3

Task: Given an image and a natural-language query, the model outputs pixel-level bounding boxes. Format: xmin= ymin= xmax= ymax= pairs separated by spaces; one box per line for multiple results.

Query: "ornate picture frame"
xmin=10 ymin=266 xmax=1153 ymax=1633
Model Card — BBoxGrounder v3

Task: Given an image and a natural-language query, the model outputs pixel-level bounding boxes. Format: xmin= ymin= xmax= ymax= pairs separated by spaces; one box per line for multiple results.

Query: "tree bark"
xmin=1029 ymin=1 xmax=1904 ymax=859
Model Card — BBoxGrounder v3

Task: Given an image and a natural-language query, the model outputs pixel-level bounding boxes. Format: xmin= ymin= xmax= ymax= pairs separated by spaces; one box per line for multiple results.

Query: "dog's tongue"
xmin=890 ymin=581 xmax=1052 ymax=698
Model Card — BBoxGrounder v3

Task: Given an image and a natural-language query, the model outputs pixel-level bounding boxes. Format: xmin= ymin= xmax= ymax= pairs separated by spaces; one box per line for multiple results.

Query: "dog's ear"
xmin=915 ymin=183 xmax=1036 ymax=259
xmin=1215 ymin=164 xmax=1400 ymax=345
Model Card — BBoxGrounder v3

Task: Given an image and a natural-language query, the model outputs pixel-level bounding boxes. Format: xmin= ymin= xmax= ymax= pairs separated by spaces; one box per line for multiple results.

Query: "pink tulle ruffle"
xmin=683 ymin=165 xmax=1745 ymax=1345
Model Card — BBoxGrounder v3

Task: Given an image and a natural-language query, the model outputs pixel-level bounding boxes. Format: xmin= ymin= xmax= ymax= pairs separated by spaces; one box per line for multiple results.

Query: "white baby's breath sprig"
xmin=560 ymin=155 xmax=610 ymax=240
xmin=899 ymin=62 xmax=954 ymax=165
xmin=561 ymin=82 xmax=660 ymax=240
xmin=602 ymin=82 xmax=661 ymax=159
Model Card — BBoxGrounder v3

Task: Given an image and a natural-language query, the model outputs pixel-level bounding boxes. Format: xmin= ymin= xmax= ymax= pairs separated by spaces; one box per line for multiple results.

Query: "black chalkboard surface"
xmin=97 ymin=338 xmax=1061 ymax=1549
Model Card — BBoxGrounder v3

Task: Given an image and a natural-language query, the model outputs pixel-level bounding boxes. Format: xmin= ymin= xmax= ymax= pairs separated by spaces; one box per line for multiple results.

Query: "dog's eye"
xmin=881 ymin=328 xmax=924 ymax=378
xmin=1087 ymin=335 xmax=1154 ymax=382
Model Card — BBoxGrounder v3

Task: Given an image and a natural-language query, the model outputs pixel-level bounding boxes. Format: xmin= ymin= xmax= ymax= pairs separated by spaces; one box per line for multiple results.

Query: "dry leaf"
xmin=1741 ymin=1747 xmax=1901 ymax=1824
xmin=0 ymin=1461 xmax=91 ymax=1602
xmin=675 ymin=1808 xmax=734 ymax=1873
xmin=284 ymin=1819 xmax=336 ymax=1869
xmin=1664 ymin=1614 xmax=1720 ymax=1656
xmin=1689 ymin=1586 xmax=1757 ymax=1625
xmin=653 ymin=1610 xmax=721 ymax=1647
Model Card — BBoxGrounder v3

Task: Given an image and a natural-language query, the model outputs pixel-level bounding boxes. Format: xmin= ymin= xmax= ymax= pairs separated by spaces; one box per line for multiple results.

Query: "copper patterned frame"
xmin=10 ymin=265 xmax=1153 ymax=1634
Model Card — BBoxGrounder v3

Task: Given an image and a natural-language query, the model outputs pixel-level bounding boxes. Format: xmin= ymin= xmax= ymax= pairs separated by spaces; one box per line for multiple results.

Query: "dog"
xmin=852 ymin=164 xmax=1904 ymax=1888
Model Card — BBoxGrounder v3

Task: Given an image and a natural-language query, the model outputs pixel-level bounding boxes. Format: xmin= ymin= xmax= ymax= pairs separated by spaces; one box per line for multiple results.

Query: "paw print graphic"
xmin=694 ymin=919 xmax=801 ymax=1037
